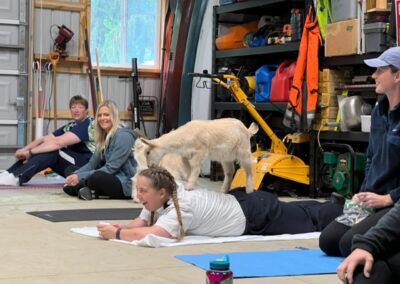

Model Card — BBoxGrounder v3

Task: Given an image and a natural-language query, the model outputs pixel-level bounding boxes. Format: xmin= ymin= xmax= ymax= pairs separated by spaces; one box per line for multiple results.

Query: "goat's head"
xmin=133 ymin=139 xmax=152 ymax=171
xmin=140 ymin=138 xmax=165 ymax=167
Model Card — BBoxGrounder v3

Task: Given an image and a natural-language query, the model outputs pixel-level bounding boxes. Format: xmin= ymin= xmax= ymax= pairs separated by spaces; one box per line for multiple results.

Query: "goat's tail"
xmin=247 ymin=122 xmax=259 ymax=136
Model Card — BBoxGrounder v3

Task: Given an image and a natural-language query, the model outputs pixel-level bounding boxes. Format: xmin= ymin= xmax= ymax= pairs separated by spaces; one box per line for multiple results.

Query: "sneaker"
xmin=0 ymin=171 xmax=10 ymax=177
xmin=0 ymin=173 xmax=19 ymax=186
xmin=331 ymin=192 xmax=346 ymax=206
xmin=78 ymin=187 xmax=93 ymax=200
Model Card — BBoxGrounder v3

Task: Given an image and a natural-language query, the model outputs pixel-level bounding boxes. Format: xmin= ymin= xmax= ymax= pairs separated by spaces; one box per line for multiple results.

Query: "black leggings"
xmin=63 ymin=171 xmax=127 ymax=199
xmin=319 ymin=207 xmax=392 ymax=256
xmin=229 ymin=188 xmax=343 ymax=235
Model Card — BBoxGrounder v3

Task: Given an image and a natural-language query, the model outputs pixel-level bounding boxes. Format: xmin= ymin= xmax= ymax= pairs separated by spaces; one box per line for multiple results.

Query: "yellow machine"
xmin=191 ymin=72 xmax=310 ymax=190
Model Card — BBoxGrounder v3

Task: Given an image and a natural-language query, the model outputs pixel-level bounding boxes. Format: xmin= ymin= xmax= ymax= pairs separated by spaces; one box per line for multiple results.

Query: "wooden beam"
xmin=79 ymin=0 xmax=87 ymax=58
xmin=34 ymin=53 xmax=88 ymax=63
xmin=98 ymin=67 xmax=161 ymax=77
xmin=33 ymin=110 xmax=157 ymax=121
xmin=34 ymin=0 xmax=85 ymax=12
xmin=33 ymin=53 xmax=160 ymax=77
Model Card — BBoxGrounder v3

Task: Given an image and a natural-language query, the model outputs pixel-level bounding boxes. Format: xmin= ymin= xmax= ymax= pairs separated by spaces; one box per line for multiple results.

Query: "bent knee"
xmin=319 ymin=229 xmax=342 ymax=256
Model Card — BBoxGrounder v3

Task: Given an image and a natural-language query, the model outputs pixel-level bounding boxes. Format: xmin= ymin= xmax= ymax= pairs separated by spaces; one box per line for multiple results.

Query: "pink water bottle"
xmin=206 ymin=255 xmax=233 ymax=284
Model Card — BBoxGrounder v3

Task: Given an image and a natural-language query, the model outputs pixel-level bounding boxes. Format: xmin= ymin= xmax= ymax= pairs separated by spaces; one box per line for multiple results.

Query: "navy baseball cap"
xmin=364 ymin=47 xmax=400 ymax=69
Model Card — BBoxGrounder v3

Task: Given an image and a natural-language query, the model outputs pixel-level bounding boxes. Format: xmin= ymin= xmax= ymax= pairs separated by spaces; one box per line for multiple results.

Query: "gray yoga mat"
xmin=27 ymin=207 xmax=142 ymax=222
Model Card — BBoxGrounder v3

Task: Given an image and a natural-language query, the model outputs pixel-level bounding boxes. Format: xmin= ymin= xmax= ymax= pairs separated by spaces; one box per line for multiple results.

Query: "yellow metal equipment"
xmin=191 ymin=72 xmax=310 ymax=190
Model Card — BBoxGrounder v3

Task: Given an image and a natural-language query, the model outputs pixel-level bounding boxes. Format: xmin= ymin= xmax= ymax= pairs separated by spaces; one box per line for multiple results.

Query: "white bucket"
xmin=35 ymin=117 xmax=44 ymax=139
xmin=361 ymin=115 xmax=371 ymax=133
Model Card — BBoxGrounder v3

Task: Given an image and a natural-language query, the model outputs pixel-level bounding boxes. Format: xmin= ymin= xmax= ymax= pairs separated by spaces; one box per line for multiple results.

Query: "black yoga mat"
xmin=27 ymin=207 xmax=142 ymax=222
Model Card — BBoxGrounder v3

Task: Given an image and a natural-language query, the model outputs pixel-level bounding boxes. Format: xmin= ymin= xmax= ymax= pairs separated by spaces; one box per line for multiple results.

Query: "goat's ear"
xmin=134 ymin=128 xmax=147 ymax=139
xmin=140 ymin=138 xmax=155 ymax=147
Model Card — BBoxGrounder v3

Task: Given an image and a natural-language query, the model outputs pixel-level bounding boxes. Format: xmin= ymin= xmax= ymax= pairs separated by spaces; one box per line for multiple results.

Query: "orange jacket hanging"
xmin=283 ymin=6 xmax=321 ymax=130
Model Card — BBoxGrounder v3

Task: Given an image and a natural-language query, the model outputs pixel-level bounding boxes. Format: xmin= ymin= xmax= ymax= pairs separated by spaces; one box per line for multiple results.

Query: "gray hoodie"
xmin=75 ymin=127 xmax=137 ymax=197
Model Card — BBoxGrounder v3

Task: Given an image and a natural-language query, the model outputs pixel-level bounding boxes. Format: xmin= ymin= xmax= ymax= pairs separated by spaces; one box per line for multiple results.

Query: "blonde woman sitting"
xmin=63 ymin=100 xmax=137 ymax=200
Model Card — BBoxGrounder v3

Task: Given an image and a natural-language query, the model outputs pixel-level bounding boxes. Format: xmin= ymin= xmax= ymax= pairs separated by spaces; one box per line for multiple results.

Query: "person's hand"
xmin=354 ymin=192 xmax=393 ymax=208
xmin=337 ymin=248 xmax=374 ymax=284
xmin=65 ymin=174 xmax=79 ymax=186
xmin=15 ymin=148 xmax=26 ymax=159
xmin=97 ymin=223 xmax=119 ymax=240
xmin=15 ymin=149 xmax=30 ymax=160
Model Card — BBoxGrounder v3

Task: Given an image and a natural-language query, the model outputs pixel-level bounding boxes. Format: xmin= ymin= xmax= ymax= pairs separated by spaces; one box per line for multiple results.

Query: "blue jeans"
xmin=8 ymin=149 xmax=90 ymax=184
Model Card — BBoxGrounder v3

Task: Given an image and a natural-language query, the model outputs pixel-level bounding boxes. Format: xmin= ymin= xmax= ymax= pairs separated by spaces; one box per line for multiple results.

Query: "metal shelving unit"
xmin=210 ymin=0 xmax=305 ymax=180
xmin=211 ymin=0 xmax=304 ymax=122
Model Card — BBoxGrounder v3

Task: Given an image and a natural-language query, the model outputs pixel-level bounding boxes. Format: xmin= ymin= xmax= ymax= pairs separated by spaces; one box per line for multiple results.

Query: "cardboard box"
xmin=319 ymin=81 xmax=344 ymax=93
xmin=325 ymin=19 xmax=359 ymax=57
xmin=318 ymin=93 xmax=338 ymax=107
xmin=313 ymin=118 xmax=337 ymax=131
xmin=319 ymin=107 xmax=339 ymax=119
xmin=319 ymin=69 xmax=351 ymax=82
xmin=366 ymin=0 xmax=388 ymax=11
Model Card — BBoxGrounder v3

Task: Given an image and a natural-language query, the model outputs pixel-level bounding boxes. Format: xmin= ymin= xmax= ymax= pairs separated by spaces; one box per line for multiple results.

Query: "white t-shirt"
xmin=139 ymin=183 xmax=246 ymax=238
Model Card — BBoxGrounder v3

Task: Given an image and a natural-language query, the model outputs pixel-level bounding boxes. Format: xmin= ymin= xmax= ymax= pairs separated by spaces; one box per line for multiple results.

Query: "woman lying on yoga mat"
xmin=97 ymin=165 xmax=343 ymax=241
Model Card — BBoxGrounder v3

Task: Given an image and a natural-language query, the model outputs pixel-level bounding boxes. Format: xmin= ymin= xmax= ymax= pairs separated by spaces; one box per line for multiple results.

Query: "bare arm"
xmin=19 ymin=132 xmax=82 ymax=160
xmin=15 ymin=134 xmax=51 ymax=158
xmin=353 ymin=192 xmax=393 ymax=208
xmin=31 ymin=132 xmax=81 ymax=154
xmin=97 ymin=218 xmax=172 ymax=241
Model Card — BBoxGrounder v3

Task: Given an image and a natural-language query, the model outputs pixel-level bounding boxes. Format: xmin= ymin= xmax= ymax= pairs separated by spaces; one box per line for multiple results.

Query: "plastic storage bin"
xmin=331 ymin=0 xmax=358 ymax=22
xmin=361 ymin=115 xmax=371 ymax=132
xmin=364 ymin=22 xmax=389 ymax=53
xmin=255 ymin=65 xmax=277 ymax=102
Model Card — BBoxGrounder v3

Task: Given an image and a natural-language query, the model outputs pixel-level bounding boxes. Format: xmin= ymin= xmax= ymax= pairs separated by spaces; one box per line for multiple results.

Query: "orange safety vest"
xmin=283 ymin=5 xmax=321 ymax=130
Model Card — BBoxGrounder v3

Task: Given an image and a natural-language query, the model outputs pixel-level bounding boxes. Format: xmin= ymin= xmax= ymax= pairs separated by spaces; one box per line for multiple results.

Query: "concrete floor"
xmin=0 ymin=177 xmax=342 ymax=284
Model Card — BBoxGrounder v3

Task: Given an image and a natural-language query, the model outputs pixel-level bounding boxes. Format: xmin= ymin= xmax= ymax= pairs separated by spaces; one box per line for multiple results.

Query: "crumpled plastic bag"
xmin=335 ymin=199 xmax=375 ymax=227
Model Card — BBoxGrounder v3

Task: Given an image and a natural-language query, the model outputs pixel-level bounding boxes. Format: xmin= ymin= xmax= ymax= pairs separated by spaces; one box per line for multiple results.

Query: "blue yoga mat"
xmin=176 ymin=248 xmax=344 ymax=278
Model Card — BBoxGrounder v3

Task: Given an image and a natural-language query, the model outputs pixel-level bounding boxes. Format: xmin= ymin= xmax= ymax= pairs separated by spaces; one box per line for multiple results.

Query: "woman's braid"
xmin=139 ymin=165 xmax=185 ymax=240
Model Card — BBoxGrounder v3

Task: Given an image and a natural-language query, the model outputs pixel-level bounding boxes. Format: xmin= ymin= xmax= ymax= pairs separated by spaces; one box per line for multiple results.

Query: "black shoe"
xmin=331 ymin=192 xmax=346 ymax=206
xmin=78 ymin=187 xmax=93 ymax=200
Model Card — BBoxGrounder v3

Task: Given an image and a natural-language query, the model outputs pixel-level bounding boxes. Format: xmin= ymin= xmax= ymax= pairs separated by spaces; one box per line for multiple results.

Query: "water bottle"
xmin=290 ymin=8 xmax=302 ymax=42
xmin=206 ymin=255 xmax=233 ymax=284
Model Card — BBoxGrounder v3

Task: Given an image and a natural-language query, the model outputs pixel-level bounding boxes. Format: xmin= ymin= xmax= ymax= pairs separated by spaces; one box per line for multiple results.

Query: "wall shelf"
xmin=216 ymin=42 xmax=300 ymax=58
xmin=315 ymin=131 xmax=369 ymax=143
xmin=217 ymin=0 xmax=304 ymax=14
xmin=320 ymin=53 xmax=381 ymax=67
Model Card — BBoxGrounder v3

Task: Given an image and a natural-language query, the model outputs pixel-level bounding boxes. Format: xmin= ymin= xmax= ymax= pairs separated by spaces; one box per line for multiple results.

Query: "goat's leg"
xmin=131 ymin=175 xmax=140 ymax=203
xmin=241 ymin=158 xmax=254 ymax=194
xmin=185 ymin=156 xmax=203 ymax=190
xmin=221 ymin=161 xmax=235 ymax=193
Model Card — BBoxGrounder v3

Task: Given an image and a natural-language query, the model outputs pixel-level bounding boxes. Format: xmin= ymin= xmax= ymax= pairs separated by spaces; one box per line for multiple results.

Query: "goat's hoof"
xmin=132 ymin=196 xmax=140 ymax=203
xmin=221 ymin=188 xmax=229 ymax=194
xmin=245 ymin=188 xmax=254 ymax=194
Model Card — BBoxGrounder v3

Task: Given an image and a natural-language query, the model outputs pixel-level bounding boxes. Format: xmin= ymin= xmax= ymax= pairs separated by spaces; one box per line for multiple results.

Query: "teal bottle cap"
xmin=209 ymin=255 xmax=230 ymax=270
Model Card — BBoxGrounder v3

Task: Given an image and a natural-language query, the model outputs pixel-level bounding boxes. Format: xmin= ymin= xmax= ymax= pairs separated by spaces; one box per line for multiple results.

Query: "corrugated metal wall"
xmin=0 ymin=0 xmax=29 ymax=170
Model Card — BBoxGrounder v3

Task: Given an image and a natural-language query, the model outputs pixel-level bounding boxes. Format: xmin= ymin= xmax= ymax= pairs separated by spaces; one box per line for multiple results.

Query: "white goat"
xmin=134 ymin=118 xmax=258 ymax=194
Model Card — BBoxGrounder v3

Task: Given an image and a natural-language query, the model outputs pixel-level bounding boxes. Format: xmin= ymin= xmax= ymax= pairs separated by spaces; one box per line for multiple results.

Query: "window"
xmin=90 ymin=0 xmax=162 ymax=69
